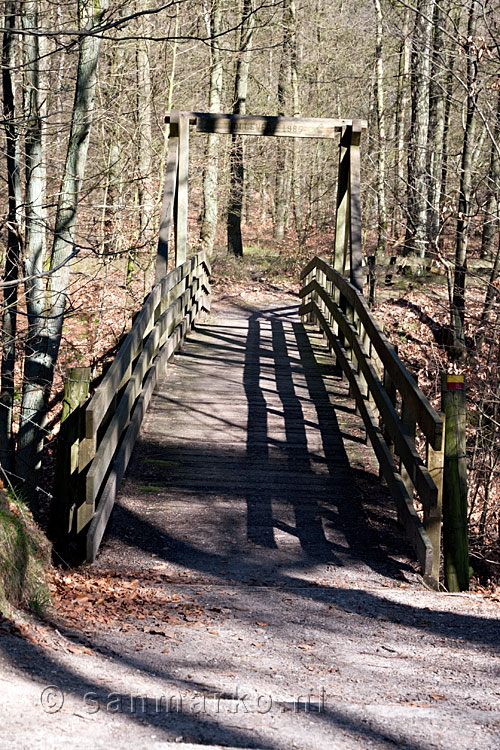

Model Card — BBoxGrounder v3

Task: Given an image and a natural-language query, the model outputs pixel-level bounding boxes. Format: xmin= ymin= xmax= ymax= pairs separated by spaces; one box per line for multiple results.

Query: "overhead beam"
xmin=164 ymin=112 xmax=368 ymax=139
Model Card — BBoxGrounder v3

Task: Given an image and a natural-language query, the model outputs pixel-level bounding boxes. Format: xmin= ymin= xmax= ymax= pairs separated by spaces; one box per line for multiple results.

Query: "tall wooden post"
xmin=426 ymin=414 xmax=445 ymax=587
xmin=441 ymin=373 xmax=469 ymax=591
xmin=155 ymin=115 xmax=179 ymax=283
xmin=349 ymin=119 xmax=363 ymax=293
xmin=334 ymin=126 xmax=351 ymax=275
xmin=50 ymin=367 xmax=91 ymax=547
xmin=175 ymin=111 xmax=190 ymax=266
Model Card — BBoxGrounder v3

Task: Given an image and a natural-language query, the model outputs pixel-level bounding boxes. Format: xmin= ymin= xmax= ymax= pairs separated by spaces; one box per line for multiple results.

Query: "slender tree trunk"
xmin=451 ymin=0 xmax=480 ymax=360
xmin=17 ymin=0 xmax=109 ymax=499
xmin=274 ymin=0 xmax=294 ymax=242
xmin=200 ymin=0 xmax=223 ymax=252
xmin=480 ymin=92 xmax=500 ymax=260
xmin=227 ymin=0 xmax=255 ymax=257
xmin=136 ymin=3 xmax=154 ymax=243
xmin=373 ymin=0 xmax=386 ymax=257
xmin=288 ymin=0 xmax=300 ymax=231
xmin=478 ymin=93 xmax=500 ymax=342
xmin=438 ymin=9 xmax=460 ymax=245
xmin=158 ymin=1 xmax=179 ymax=199
xmin=427 ymin=1 xmax=446 ymax=252
xmin=392 ymin=9 xmax=410 ymax=240
xmin=405 ymin=0 xmax=435 ymax=258
xmin=0 ymin=1 xmax=22 ymax=472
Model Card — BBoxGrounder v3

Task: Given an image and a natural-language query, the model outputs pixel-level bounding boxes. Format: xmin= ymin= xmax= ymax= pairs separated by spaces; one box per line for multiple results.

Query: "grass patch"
xmin=137 ymin=485 xmax=164 ymax=493
xmin=0 ymin=483 xmax=51 ymax=616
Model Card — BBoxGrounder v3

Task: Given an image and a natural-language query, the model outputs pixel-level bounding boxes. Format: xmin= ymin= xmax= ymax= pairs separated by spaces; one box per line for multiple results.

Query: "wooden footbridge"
xmin=52 ymin=113 xmax=444 ymax=589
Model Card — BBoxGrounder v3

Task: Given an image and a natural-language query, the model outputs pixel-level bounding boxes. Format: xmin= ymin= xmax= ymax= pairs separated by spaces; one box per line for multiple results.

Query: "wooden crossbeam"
xmin=165 ymin=111 xmax=368 ymax=138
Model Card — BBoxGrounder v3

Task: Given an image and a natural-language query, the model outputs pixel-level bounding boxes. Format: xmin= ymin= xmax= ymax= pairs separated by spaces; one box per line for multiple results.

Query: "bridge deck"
xmin=100 ymin=301 xmax=411 ymax=587
xmin=64 ymin=303 xmax=499 ymax=749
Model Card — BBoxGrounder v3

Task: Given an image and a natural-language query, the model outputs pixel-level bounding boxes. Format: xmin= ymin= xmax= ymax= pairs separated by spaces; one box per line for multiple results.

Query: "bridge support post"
xmin=348 ymin=120 xmax=363 ymax=294
xmin=174 ymin=112 xmax=190 ymax=267
xmin=441 ymin=373 xmax=469 ymax=591
xmin=50 ymin=367 xmax=91 ymax=552
xmin=155 ymin=118 xmax=179 ymax=284
xmin=426 ymin=414 xmax=445 ymax=588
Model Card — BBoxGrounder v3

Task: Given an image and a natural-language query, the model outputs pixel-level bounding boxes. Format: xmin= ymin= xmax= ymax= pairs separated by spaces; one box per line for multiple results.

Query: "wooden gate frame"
xmin=156 ymin=111 xmax=367 ymax=289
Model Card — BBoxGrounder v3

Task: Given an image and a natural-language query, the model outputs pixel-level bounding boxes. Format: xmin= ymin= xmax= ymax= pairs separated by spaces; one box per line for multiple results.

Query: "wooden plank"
xmin=175 ymin=112 xmax=189 ymax=266
xmin=155 ymin=132 xmax=178 ymax=284
xmin=300 ymin=257 xmax=443 ymax=448
xmin=193 ymin=113 xmax=368 ymax=139
xmin=308 ymin=304 xmax=433 ymax=575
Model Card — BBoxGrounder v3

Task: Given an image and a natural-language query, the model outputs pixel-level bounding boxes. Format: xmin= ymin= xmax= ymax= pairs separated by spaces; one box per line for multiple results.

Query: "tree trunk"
xmin=227 ymin=0 xmax=255 ymax=257
xmin=478 ymin=93 xmax=500 ymax=343
xmin=0 ymin=1 xmax=22 ymax=472
xmin=480 ymin=91 xmax=500 ymax=261
xmin=392 ymin=8 xmax=410 ymax=240
xmin=200 ymin=0 xmax=223 ymax=252
xmin=136 ymin=3 xmax=154 ymax=245
xmin=17 ymin=0 xmax=109 ymax=500
xmin=450 ymin=0 xmax=480 ymax=360
xmin=427 ymin=1 xmax=447 ymax=252
xmin=373 ymin=0 xmax=386 ymax=257
xmin=274 ymin=0 xmax=294 ymax=242
xmin=405 ymin=0 xmax=435 ymax=258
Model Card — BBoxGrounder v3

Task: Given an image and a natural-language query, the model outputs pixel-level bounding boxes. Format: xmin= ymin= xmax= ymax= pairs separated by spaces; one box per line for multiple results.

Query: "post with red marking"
xmin=441 ymin=373 xmax=469 ymax=591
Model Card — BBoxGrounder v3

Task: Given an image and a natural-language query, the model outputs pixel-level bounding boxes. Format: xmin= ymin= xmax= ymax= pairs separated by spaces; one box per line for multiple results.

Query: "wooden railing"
xmin=52 ymin=250 xmax=210 ymax=562
xmin=299 ymin=256 xmax=445 ymax=587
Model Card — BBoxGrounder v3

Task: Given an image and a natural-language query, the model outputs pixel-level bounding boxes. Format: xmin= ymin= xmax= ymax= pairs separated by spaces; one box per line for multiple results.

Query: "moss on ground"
xmin=0 ymin=481 xmax=51 ymax=616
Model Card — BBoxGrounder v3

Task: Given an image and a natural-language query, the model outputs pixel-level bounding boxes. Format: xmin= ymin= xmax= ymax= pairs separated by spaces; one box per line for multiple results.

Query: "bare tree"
xmin=227 ymin=0 xmax=255 ymax=257
xmin=200 ymin=0 xmax=224 ymax=252
xmin=17 ymin=0 xmax=109 ymax=501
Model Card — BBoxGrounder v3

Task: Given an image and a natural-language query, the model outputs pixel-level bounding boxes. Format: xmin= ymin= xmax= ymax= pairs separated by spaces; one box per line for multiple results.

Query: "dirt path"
xmin=1 ymin=298 xmax=499 ymax=749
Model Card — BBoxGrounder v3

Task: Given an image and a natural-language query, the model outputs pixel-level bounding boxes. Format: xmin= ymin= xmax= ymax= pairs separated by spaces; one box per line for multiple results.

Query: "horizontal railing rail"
xmin=299 ymin=256 xmax=445 ymax=587
xmin=53 ymin=250 xmax=210 ymax=563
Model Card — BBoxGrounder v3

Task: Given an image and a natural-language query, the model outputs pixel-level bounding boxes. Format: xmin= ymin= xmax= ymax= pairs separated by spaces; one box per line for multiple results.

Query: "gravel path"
xmin=1 ymin=299 xmax=499 ymax=749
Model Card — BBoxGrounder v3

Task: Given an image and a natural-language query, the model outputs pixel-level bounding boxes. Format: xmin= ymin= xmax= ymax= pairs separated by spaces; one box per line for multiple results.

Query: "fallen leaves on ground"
xmin=50 ymin=567 xmax=213 ymax=633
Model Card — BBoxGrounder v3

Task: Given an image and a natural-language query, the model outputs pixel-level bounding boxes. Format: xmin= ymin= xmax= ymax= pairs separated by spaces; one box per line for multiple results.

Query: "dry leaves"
xmin=50 ymin=568 xmax=212 ymax=634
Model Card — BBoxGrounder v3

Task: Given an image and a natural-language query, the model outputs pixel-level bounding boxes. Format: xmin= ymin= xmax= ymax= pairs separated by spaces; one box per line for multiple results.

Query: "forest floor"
xmin=1 ymin=267 xmax=500 ymax=749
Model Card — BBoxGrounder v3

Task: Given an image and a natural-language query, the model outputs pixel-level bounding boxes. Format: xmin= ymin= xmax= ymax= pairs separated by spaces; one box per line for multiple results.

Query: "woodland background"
xmin=1 ymin=0 xmax=500 ymax=582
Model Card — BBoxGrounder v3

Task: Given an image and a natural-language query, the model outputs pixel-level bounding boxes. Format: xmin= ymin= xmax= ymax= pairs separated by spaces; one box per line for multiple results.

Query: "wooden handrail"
xmin=301 ymin=257 xmax=443 ymax=449
xmin=300 ymin=256 xmax=444 ymax=587
xmin=53 ymin=250 xmax=211 ymax=563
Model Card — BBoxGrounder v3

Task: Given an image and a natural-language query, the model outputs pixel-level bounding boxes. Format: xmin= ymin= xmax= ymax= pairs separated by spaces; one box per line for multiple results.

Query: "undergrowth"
xmin=210 ymin=241 xmax=309 ymax=286
xmin=0 ymin=481 xmax=51 ymax=616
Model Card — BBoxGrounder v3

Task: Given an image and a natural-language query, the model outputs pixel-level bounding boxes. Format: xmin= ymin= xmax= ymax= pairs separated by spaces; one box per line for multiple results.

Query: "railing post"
xmin=349 ymin=119 xmax=363 ymax=294
xmin=50 ymin=367 xmax=91 ymax=548
xmin=174 ymin=111 xmax=190 ymax=267
xmin=306 ymin=266 xmax=317 ymax=325
xmin=426 ymin=413 xmax=445 ymax=588
xmin=400 ymin=396 xmax=416 ymax=526
xmin=379 ymin=365 xmax=397 ymax=482
xmin=155 ymin=116 xmax=179 ymax=284
xmin=441 ymin=373 xmax=469 ymax=591
xmin=334 ymin=126 xmax=351 ymax=276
